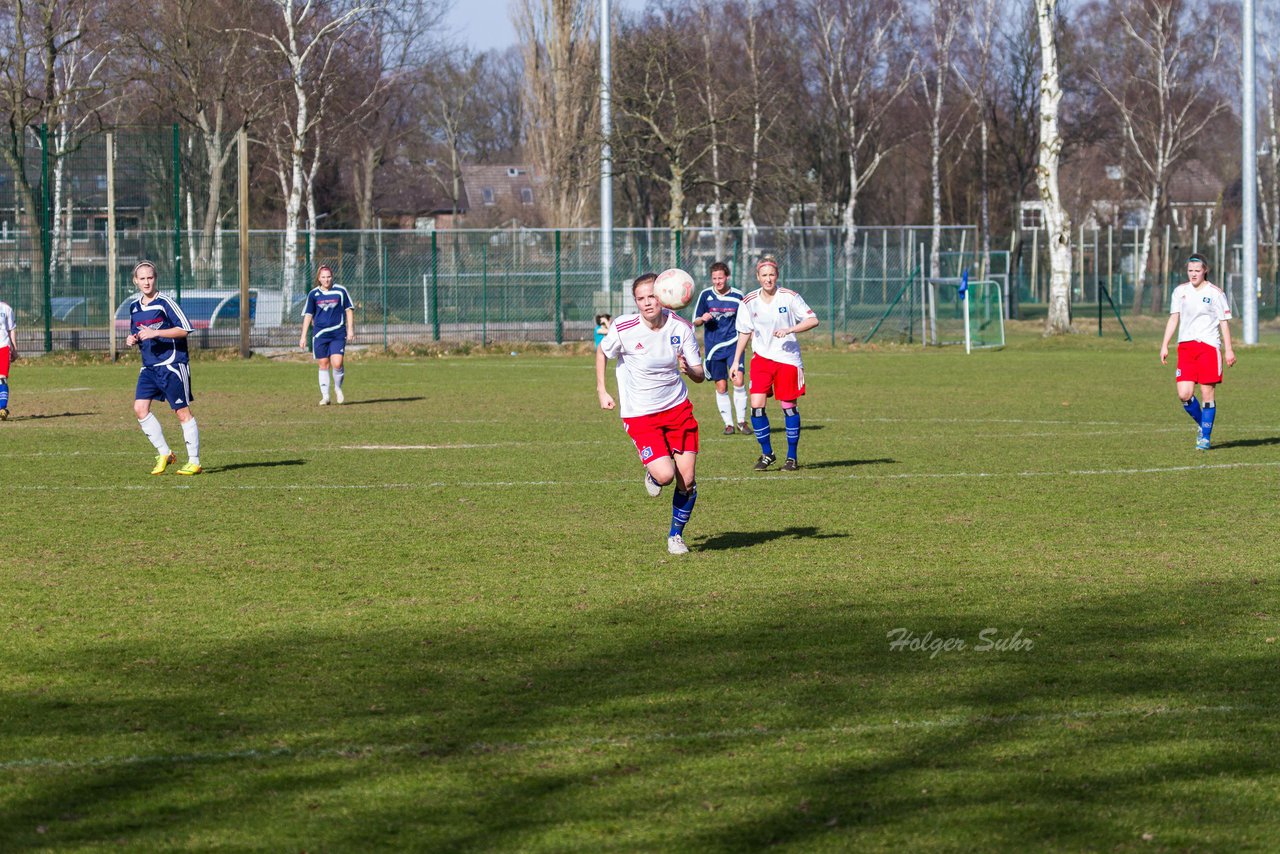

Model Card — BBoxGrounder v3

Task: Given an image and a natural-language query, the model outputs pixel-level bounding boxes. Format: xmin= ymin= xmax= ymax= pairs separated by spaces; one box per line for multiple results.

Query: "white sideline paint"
xmin=11 ymin=460 xmax=1280 ymax=492
xmin=0 ymin=704 xmax=1251 ymax=774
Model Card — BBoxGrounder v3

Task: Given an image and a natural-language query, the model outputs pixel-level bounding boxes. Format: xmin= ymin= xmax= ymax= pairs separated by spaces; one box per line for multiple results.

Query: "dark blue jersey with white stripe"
xmin=129 ymin=293 xmax=192 ymax=367
xmin=304 ymin=285 xmax=354 ymax=339
xmin=692 ymin=286 xmax=745 ymax=360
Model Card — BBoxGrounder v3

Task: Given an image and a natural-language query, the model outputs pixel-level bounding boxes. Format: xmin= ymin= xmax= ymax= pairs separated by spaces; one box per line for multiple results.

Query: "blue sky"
xmin=446 ymin=0 xmax=639 ymax=54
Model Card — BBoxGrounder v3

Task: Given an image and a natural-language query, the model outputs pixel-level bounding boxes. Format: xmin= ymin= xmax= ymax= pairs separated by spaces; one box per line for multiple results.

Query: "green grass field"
xmin=3 ymin=327 xmax=1279 ymax=851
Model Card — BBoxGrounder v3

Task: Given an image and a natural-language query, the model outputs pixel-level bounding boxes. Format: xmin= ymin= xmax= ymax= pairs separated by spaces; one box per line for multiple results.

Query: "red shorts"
xmin=623 ymin=398 xmax=700 ymax=464
xmin=0 ymin=345 xmax=9 ymax=377
xmin=1176 ymin=341 xmax=1223 ymax=385
xmin=749 ymin=355 xmax=805 ymax=401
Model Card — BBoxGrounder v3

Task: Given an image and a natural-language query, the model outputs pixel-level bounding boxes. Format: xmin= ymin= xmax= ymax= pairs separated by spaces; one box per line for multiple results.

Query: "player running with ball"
xmin=597 ymin=272 xmax=706 ymax=555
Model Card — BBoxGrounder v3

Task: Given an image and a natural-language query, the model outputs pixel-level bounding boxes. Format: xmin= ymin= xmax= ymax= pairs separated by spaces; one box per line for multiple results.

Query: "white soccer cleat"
xmin=644 ymin=472 xmax=662 ymax=498
xmin=319 ymin=395 xmax=330 ymax=406
xmin=334 ymin=386 xmax=345 ymax=404
xmin=667 ymin=534 xmax=689 ymax=555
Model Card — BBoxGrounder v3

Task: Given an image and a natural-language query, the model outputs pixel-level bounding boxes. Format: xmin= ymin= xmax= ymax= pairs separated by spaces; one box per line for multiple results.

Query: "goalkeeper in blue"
xmin=126 ymin=261 xmax=202 ymax=475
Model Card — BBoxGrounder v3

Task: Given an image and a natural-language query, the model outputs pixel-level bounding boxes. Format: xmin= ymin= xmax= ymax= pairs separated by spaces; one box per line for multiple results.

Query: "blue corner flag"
xmin=958 ymin=269 xmax=968 ymax=299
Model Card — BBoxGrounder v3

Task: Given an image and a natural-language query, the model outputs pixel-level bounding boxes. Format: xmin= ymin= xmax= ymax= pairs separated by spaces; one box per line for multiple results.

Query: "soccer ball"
xmin=654 ymin=268 xmax=695 ymax=310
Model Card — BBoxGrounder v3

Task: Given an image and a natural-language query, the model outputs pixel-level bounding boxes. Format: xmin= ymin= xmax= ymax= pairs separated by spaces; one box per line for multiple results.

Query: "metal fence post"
xmin=382 ymin=242 xmax=389 ymax=351
xmin=40 ymin=124 xmax=52 ymax=353
xmin=827 ymin=237 xmax=836 ymax=345
xmin=172 ymin=123 xmax=182 ymax=300
xmin=555 ymin=229 xmax=563 ymax=344
xmin=482 ymin=242 xmax=488 ymax=344
xmin=431 ymin=231 xmax=440 ymax=341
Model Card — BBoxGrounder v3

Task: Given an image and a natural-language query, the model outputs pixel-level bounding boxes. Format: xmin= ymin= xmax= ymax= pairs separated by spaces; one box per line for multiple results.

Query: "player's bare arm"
xmin=1159 ymin=313 xmax=1179 ymax=364
xmin=595 ymin=347 xmax=615 ymax=410
xmin=345 ymin=308 xmax=356 ymax=342
xmin=136 ymin=326 xmax=188 ymax=341
xmin=1221 ymin=320 xmax=1236 ymax=367
xmin=775 ymin=316 xmax=820 ymax=339
xmin=728 ymin=331 xmax=750 ymax=382
xmin=679 ymin=355 xmax=705 ymax=384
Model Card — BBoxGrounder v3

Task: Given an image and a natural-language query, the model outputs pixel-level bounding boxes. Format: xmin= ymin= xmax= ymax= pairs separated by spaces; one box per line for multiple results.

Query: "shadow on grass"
xmin=696 ymin=526 xmax=850 ymax=550
xmin=9 ymin=411 xmax=98 ymax=421
xmin=802 ymin=457 xmax=896 ymax=470
xmin=1211 ymin=436 xmax=1280 ymax=449
xmin=204 ymin=459 xmax=306 ymax=473
xmin=338 ymin=396 xmax=426 ymax=406
xmin=1 ymin=579 xmax=1276 ymax=850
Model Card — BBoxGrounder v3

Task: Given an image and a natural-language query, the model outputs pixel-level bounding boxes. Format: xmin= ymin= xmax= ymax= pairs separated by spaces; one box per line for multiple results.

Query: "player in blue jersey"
xmin=299 ymin=265 xmax=356 ymax=405
xmin=125 ymin=261 xmax=202 ymax=475
xmin=692 ymin=261 xmax=748 ymax=435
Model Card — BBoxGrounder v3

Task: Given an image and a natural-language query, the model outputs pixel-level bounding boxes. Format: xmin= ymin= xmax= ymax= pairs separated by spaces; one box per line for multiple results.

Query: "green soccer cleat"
xmin=150 ymin=453 xmax=176 ymax=475
xmin=176 ymin=463 xmax=203 ymax=476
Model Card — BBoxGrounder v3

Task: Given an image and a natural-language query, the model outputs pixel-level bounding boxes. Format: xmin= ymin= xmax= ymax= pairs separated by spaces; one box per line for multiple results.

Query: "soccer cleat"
xmin=334 ymin=386 xmax=345 ymax=405
xmin=319 ymin=395 xmax=330 ymax=406
xmin=0 ymin=408 xmax=8 ymax=421
xmin=644 ymin=471 xmax=663 ymax=497
xmin=737 ymin=421 xmax=750 ymax=434
xmin=150 ymin=453 xmax=176 ymax=475
xmin=782 ymin=457 xmax=799 ymax=471
xmin=723 ymin=424 xmax=735 ymax=435
xmin=1195 ymin=438 xmax=1211 ymax=451
xmin=176 ymin=463 xmax=203 ymax=476
xmin=753 ymin=453 xmax=776 ymax=471
xmin=667 ymin=534 xmax=689 ymax=555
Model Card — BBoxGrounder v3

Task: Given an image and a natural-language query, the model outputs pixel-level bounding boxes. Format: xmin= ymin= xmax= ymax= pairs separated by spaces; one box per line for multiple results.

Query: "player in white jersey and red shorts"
xmin=1159 ymin=253 xmax=1236 ymax=450
xmin=596 ymin=272 xmax=706 ymax=555
xmin=730 ymin=255 xmax=820 ymax=471
xmin=0 ymin=297 xmax=17 ymax=420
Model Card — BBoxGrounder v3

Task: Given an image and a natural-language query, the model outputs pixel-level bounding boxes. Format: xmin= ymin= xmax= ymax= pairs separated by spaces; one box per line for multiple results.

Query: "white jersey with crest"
xmin=0 ymin=301 xmax=14 ymax=349
xmin=599 ymin=309 xmax=702 ymax=418
xmin=735 ymin=287 xmax=816 ymax=368
xmin=1170 ymin=282 xmax=1231 ymax=348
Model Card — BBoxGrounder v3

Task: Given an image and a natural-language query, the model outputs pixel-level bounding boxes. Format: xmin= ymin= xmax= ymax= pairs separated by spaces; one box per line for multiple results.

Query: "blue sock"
xmin=1182 ymin=396 xmax=1201 ymax=424
xmin=0 ymin=378 xmax=8 ymax=410
xmin=751 ymin=407 xmax=773 ymax=456
xmin=1201 ymin=402 xmax=1216 ymax=441
xmin=783 ymin=406 xmax=800 ymax=459
xmin=670 ymin=483 xmax=697 ymax=536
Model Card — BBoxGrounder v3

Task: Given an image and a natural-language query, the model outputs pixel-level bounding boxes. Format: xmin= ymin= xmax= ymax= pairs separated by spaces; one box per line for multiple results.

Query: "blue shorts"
xmin=706 ymin=353 xmax=745 ymax=383
xmin=136 ymin=363 xmax=194 ymax=410
xmin=313 ymin=335 xmax=347 ymax=360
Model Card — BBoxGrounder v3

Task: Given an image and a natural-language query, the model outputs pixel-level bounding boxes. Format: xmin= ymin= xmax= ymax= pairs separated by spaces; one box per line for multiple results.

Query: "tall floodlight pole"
xmin=600 ymin=0 xmax=613 ymax=298
xmin=1242 ymin=0 xmax=1258 ymax=344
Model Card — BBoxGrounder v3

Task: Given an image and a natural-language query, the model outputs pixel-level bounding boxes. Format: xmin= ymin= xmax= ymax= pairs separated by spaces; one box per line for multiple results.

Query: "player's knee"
xmin=781 ymin=403 xmax=798 ymax=415
xmin=1176 ymin=389 xmax=1194 ymax=403
xmin=133 ymin=402 xmax=150 ymax=419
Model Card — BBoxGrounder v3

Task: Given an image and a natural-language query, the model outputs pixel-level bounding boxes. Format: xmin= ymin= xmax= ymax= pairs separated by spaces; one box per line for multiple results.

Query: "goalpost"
xmin=925 ymin=271 xmax=1004 ymax=351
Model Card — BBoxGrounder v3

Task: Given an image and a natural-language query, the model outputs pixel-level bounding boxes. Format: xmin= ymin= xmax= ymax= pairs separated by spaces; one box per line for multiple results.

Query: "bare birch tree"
xmin=1035 ymin=0 xmax=1072 ymax=333
xmin=802 ymin=0 xmax=914 ymax=317
xmin=255 ymin=0 xmax=379 ymax=303
xmin=1090 ymin=0 xmax=1229 ymax=314
xmin=513 ymin=0 xmax=598 ymax=228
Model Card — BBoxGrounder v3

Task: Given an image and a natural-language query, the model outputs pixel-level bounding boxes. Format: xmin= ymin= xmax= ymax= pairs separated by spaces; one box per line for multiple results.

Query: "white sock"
xmin=333 ymin=368 xmax=344 ymax=389
xmin=181 ymin=418 xmax=200 ymax=466
xmin=319 ymin=369 xmax=331 ymax=398
xmin=716 ymin=390 xmax=733 ymax=426
xmin=733 ymin=386 xmax=748 ymax=423
xmin=138 ymin=413 xmax=171 ymax=456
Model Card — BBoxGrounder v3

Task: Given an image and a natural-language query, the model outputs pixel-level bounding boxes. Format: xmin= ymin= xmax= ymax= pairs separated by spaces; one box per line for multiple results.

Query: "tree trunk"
xmin=1036 ymin=0 xmax=1073 ymax=334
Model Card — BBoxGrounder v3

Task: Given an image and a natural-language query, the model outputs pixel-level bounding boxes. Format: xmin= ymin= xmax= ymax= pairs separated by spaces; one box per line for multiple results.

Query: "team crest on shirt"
xmin=641 ymin=446 xmax=654 ymax=461
xmin=778 ymin=306 xmax=787 ymax=314
xmin=1202 ymin=297 xmax=1211 ymax=304
xmin=670 ymin=335 xmax=680 ymax=346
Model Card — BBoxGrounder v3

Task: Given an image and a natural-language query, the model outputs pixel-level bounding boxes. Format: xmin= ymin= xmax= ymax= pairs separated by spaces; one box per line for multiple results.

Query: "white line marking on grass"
xmin=27 ymin=387 xmax=94 ymax=394
xmin=13 ymin=460 xmax=1280 ymax=492
xmin=0 ymin=704 xmax=1255 ymax=774
xmin=341 ymin=444 xmax=497 ymax=450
